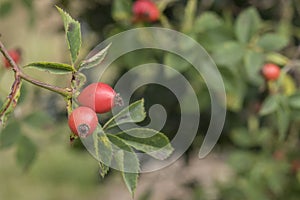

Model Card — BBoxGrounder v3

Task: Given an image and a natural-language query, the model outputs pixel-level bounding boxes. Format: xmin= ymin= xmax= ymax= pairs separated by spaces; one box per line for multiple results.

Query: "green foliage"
xmin=16 ymin=135 xmax=37 ymax=171
xmin=102 ymin=2 xmax=300 ymax=199
xmin=107 ymin=134 xmax=139 ymax=196
xmin=234 ymin=7 xmax=261 ymax=43
xmin=259 ymin=95 xmax=279 ymax=116
xmin=79 ymin=43 xmax=111 ymax=70
xmin=56 ymin=6 xmax=81 ymax=65
xmin=257 ymin=33 xmax=289 ymax=52
xmin=103 ymin=99 xmax=146 ymax=130
xmin=3 ymin=1 xmax=300 ymax=199
xmin=116 ymin=128 xmax=174 ymax=160
xmin=0 ymin=121 xmax=21 ymax=149
xmin=24 ymin=62 xmax=75 ymax=74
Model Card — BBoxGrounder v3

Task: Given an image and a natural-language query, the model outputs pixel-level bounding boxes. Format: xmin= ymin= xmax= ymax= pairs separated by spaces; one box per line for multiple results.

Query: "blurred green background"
xmin=1 ymin=0 xmax=300 ymax=199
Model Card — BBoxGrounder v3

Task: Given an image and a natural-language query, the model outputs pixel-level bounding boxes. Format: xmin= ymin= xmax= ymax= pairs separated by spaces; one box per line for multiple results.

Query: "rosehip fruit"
xmin=77 ymin=82 xmax=122 ymax=114
xmin=68 ymin=106 xmax=98 ymax=138
xmin=2 ymin=48 xmax=21 ymax=68
xmin=132 ymin=0 xmax=160 ymax=22
xmin=261 ymin=63 xmax=281 ymax=81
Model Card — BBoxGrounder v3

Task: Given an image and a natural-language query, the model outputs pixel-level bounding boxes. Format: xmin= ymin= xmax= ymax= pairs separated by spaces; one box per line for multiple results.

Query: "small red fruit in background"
xmin=261 ymin=63 xmax=281 ymax=81
xmin=78 ymin=82 xmax=122 ymax=114
xmin=291 ymin=159 xmax=300 ymax=173
xmin=68 ymin=106 xmax=98 ymax=138
xmin=2 ymin=48 xmax=21 ymax=68
xmin=132 ymin=0 xmax=160 ymax=22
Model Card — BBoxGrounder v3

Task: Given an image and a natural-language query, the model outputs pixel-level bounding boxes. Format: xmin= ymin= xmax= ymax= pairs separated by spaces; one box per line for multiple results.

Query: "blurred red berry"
xmin=261 ymin=63 xmax=281 ymax=81
xmin=2 ymin=48 xmax=21 ymax=69
xmin=132 ymin=0 xmax=160 ymax=22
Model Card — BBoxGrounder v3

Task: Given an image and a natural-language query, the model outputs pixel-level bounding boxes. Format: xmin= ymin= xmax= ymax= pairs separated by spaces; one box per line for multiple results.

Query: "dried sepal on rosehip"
xmin=77 ymin=82 xmax=123 ymax=114
xmin=68 ymin=106 xmax=98 ymax=138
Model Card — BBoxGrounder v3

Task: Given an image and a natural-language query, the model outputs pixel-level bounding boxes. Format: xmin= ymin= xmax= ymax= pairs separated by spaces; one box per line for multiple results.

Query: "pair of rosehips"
xmin=132 ymin=0 xmax=160 ymax=22
xmin=68 ymin=82 xmax=121 ymax=138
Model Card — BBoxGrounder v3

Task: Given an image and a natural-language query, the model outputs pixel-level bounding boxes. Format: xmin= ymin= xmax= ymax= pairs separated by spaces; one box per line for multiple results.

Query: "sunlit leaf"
xmin=116 ymin=128 xmax=174 ymax=160
xmin=103 ymin=99 xmax=146 ymax=130
xmin=56 ymin=6 xmax=81 ymax=64
xmin=212 ymin=41 xmax=245 ymax=67
xmin=235 ymin=7 xmax=261 ymax=43
xmin=257 ymin=33 xmax=289 ymax=51
xmin=107 ymin=134 xmax=139 ymax=197
xmin=24 ymin=62 xmax=74 ymax=74
xmin=194 ymin=12 xmax=223 ymax=33
xmin=79 ymin=43 xmax=111 ymax=70
xmin=259 ymin=95 xmax=279 ymax=116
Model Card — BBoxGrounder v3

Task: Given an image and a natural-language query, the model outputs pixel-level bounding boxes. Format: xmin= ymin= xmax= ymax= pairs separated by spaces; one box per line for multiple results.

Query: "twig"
xmin=0 ymin=39 xmax=73 ymax=124
xmin=0 ymin=40 xmax=72 ymax=97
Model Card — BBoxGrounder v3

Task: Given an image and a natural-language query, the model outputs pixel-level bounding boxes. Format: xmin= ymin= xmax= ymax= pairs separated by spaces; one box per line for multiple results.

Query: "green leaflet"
xmin=24 ymin=62 xmax=74 ymax=74
xmin=56 ymin=6 xmax=82 ymax=65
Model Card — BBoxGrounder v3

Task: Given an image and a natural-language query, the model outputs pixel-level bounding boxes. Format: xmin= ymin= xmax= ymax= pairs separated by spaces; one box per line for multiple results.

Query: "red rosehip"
xmin=77 ymin=82 xmax=122 ymax=114
xmin=68 ymin=106 xmax=98 ymax=138
xmin=2 ymin=48 xmax=21 ymax=68
xmin=262 ymin=63 xmax=281 ymax=81
xmin=132 ymin=0 xmax=160 ymax=22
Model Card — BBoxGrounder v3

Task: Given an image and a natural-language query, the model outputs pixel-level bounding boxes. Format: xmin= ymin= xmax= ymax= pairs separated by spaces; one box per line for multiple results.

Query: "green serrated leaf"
xmin=235 ymin=7 xmax=261 ymax=43
xmin=56 ymin=6 xmax=81 ymax=64
xmin=257 ymin=33 xmax=289 ymax=51
xmin=80 ymin=125 xmax=113 ymax=172
xmin=212 ymin=41 xmax=245 ymax=67
xmin=91 ymin=126 xmax=113 ymax=166
xmin=98 ymin=162 xmax=110 ymax=178
xmin=24 ymin=62 xmax=74 ymax=74
xmin=244 ymin=50 xmax=264 ymax=85
xmin=107 ymin=134 xmax=139 ymax=197
xmin=0 ymin=121 xmax=21 ymax=149
xmin=16 ymin=135 xmax=37 ymax=171
xmin=259 ymin=95 xmax=279 ymax=116
xmin=116 ymin=128 xmax=174 ymax=160
xmin=79 ymin=43 xmax=111 ymax=70
xmin=288 ymin=92 xmax=300 ymax=109
xmin=277 ymin=107 xmax=290 ymax=141
xmin=103 ymin=99 xmax=146 ymax=130
xmin=194 ymin=12 xmax=223 ymax=33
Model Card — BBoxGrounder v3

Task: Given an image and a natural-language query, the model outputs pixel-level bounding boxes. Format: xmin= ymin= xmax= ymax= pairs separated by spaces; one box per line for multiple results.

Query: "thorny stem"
xmin=0 ymin=39 xmax=73 ymax=121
